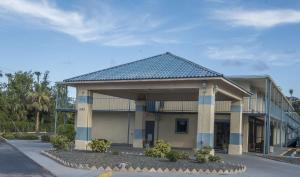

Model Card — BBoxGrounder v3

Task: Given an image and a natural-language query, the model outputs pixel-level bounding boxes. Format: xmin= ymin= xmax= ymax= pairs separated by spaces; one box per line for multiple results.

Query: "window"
xmin=175 ymin=119 xmax=188 ymax=134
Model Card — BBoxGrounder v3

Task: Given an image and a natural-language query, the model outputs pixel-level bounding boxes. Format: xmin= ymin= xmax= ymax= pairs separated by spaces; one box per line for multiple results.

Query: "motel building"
xmin=59 ymin=52 xmax=300 ymax=155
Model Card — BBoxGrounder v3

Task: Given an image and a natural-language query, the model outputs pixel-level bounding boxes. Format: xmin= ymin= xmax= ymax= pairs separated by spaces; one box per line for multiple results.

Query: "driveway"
xmin=0 ymin=138 xmax=54 ymax=177
xmin=8 ymin=140 xmax=300 ymax=177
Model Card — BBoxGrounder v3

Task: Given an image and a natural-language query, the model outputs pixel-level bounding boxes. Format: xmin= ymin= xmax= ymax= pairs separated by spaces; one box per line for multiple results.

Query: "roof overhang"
xmin=60 ymin=76 xmax=251 ymax=101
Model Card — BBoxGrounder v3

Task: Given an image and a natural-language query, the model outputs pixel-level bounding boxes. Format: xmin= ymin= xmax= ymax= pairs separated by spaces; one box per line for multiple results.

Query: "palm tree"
xmin=34 ymin=71 xmax=41 ymax=84
xmin=27 ymin=72 xmax=51 ymax=132
xmin=289 ymin=89 xmax=294 ymax=97
xmin=27 ymin=88 xmax=50 ymax=132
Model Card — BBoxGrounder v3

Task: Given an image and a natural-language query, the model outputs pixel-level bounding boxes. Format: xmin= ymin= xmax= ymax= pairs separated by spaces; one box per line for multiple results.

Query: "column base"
xmin=228 ymin=144 xmax=242 ymax=155
xmin=75 ymin=140 xmax=91 ymax=150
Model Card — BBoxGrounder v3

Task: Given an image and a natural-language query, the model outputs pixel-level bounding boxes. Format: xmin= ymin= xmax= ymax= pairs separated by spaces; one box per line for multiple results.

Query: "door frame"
xmin=145 ymin=121 xmax=155 ymax=146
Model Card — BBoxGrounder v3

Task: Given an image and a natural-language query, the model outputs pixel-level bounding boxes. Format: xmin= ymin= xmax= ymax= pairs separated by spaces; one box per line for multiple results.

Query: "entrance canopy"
xmin=63 ymin=52 xmax=251 ymax=101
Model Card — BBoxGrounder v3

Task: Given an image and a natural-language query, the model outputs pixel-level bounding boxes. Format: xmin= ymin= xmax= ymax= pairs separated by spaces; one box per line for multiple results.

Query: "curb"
xmin=0 ymin=136 xmax=8 ymax=142
xmin=41 ymin=151 xmax=247 ymax=175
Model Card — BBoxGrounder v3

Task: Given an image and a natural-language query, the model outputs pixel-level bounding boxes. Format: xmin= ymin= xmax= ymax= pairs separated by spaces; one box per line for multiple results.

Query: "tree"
xmin=289 ymin=89 xmax=294 ymax=97
xmin=5 ymin=71 xmax=33 ymax=121
xmin=27 ymin=71 xmax=51 ymax=132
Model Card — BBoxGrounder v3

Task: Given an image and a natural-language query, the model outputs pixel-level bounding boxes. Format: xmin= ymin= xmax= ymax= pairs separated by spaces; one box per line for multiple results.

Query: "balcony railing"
xmin=57 ymin=97 xmax=266 ymax=113
xmin=93 ymin=98 xmax=135 ymax=111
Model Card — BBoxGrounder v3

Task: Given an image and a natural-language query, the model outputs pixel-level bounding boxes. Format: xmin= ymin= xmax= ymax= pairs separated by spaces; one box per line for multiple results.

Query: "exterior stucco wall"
xmin=90 ymin=112 xmax=236 ymax=148
xmin=158 ymin=113 xmax=197 ymax=148
xmin=92 ymin=112 xmax=135 ymax=144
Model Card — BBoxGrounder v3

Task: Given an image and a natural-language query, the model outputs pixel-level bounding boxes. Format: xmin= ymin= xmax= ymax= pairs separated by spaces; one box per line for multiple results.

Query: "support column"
xmin=133 ymin=100 xmax=145 ymax=148
xmin=196 ymin=83 xmax=215 ymax=152
xmin=75 ymin=88 xmax=93 ymax=150
xmin=242 ymin=116 xmax=249 ymax=153
xmin=229 ymin=101 xmax=243 ymax=155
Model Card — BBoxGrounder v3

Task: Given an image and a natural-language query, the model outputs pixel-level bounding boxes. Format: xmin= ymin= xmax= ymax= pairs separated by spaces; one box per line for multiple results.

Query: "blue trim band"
xmin=134 ymin=129 xmax=143 ymax=139
xmin=231 ymin=105 xmax=242 ymax=112
xmin=136 ymin=105 xmax=145 ymax=112
xmin=196 ymin=133 xmax=214 ymax=148
xmin=230 ymin=133 xmax=242 ymax=145
xmin=198 ymin=96 xmax=215 ymax=105
xmin=76 ymin=127 xmax=92 ymax=141
xmin=78 ymin=96 xmax=93 ymax=104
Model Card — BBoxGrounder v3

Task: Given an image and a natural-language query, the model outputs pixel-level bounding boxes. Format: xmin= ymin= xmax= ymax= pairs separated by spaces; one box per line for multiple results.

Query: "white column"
xmin=196 ymin=83 xmax=215 ymax=152
xmin=229 ymin=101 xmax=243 ymax=155
xmin=133 ymin=100 xmax=145 ymax=148
xmin=75 ymin=88 xmax=93 ymax=150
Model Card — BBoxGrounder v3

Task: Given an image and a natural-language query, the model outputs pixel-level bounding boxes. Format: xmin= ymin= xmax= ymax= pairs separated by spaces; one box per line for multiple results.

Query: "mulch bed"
xmin=47 ymin=150 xmax=242 ymax=171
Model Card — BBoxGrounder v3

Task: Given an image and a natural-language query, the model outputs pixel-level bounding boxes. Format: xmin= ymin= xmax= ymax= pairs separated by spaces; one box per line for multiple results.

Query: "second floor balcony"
xmin=56 ymin=94 xmax=300 ymax=130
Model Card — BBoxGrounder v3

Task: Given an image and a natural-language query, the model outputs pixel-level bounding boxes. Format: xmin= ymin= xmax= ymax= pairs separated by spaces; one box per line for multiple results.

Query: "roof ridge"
xmin=166 ymin=52 xmax=223 ymax=76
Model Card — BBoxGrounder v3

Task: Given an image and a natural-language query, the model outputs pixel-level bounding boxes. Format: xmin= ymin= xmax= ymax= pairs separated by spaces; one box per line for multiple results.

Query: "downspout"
xmin=127 ymin=100 xmax=131 ymax=146
xmin=280 ymin=96 xmax=283 ymax=148
xmin=263 ymin=79 xmax=268 ymax=154
xmin=268 ymin=80 xmax=272 ymax=153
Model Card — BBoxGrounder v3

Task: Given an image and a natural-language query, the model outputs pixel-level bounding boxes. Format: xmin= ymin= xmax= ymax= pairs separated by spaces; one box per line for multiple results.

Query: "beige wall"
xmin=91 ymin=112 xmax=235 ymax=148
xmin=158 ymin=113 xmax=197 ymax=148
xmin=92 ymin=112 xmax=135 ymax=144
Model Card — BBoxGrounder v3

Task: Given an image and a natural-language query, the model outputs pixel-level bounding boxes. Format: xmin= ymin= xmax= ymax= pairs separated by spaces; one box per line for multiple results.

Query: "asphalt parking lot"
xmin=0 ymin=139 xmax=54 ymax=177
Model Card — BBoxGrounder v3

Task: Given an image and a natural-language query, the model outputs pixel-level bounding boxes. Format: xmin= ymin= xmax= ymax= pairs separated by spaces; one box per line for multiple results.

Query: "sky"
xmin=0 ymin=0 xmax=300 ymax=97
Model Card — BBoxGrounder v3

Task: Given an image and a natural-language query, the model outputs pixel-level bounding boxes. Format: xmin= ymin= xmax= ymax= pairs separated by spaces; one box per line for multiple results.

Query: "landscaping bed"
xmin=46 ymin=149 xmax=244 ymax=172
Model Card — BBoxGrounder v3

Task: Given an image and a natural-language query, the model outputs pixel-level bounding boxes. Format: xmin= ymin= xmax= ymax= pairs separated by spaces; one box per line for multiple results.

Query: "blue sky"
xmin=0 ymin=0 xmax=300 ymax=97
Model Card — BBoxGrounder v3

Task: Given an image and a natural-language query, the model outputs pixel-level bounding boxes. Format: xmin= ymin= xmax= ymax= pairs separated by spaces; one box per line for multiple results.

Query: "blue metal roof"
xmin=64 ymin=52 xmax=223 ymax=82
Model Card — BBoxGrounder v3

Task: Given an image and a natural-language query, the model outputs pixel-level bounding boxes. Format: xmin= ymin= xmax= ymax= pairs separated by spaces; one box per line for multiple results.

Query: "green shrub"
xmin=196 ymin=146 xmax=212 ymax=155
xmin=57 ymin=124 xmax=75 ymax=141
xmin=178 ymin=151 xmax=189 ymax=160
xmin=195 ymin=146 xmax=213 ymax=163
xmin=195 ymin=153 xmax=207 ymax=163
xmin=41 ymin=134 xmax=50 ymax=142
xmin=50 ymin=135 xmax=71 ymax=150
xmin=0 ymin=121 xmax=52 ymax=132
xmin=166 ymin=151 xmax=180 ymax=162
xmin=155 ymin=140 xmax=171 ymax=155
xmin=14 ymin=133 xmax=39 ymax=140
xmin=208 ymin=155 xmax=222 ymax=162
xmin=2 ymin=132 xmax=15 ymax=139
xmin=145 ymin=148 xmax=162 ymax=157
xmin=144 ymin=139 xmax=171 ymax=158
xmin=88 ymin=139 xmax=111 ymax=152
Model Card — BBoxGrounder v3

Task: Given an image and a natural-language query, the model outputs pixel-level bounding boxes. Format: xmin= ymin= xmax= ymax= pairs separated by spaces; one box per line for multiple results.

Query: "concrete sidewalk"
xmin=8 ymin=140 xmax=102 ymax=177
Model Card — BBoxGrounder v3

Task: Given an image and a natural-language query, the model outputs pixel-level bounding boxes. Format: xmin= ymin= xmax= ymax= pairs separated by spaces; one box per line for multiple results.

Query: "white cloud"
xmin=163 ymin=24 xmax=200 ymax=33
xmin=207 ymin=46 xmax=256 ymax=61
xmin=206 ymin=45 xmax=300 ymax=69
xmin=0 ymin=0 xmax=177 ymax=46
xmin=214 ymin=9 xmax=300 ymax=28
